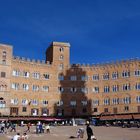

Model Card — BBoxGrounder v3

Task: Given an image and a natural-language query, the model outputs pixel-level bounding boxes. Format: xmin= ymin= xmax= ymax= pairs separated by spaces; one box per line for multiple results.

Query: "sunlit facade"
xmin=0 ymin=42 xmax=140 ymax=119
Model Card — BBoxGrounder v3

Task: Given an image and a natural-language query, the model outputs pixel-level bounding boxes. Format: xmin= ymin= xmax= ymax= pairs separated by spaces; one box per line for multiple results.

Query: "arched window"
xmin=0 ymin=98 xmax=6 ymax=108
xmin=0 ymin=81 xmax=7 ymax=91
xmin=59 ymin=47 xmax=64 ymax=52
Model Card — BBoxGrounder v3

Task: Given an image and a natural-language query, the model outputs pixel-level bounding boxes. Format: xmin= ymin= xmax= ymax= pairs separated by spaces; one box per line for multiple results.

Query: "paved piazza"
xmin=0 ymin=125 xmax=140 ymax=140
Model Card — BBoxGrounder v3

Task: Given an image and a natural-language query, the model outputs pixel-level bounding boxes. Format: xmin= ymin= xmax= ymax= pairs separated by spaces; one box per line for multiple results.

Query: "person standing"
xmin=86 ymin=122 xmax=93 ymax=140
xmin=45 ymin=124 xmax=50 ymax=133
xmin=21 ymin=133 xmax=28 ymax=140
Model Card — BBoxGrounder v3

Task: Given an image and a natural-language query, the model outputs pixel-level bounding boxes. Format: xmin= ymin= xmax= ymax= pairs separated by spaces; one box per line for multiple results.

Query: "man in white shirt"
xmin=12 ymin=133 xmax=21 ymax=140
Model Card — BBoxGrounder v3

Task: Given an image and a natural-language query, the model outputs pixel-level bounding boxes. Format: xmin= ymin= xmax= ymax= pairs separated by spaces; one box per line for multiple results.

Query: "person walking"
xmin=26 ymin=123 xmax=31 ymax=132
xmin=86 ymin=122 xmax=93 ymax=140
xmin=10 ymin=123 xmax=16 ymax=132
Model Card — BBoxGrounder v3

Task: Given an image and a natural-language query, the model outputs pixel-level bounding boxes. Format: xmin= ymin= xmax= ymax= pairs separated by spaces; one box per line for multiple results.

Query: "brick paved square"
xmin=0 ymin=125 xmax=140 ymax=140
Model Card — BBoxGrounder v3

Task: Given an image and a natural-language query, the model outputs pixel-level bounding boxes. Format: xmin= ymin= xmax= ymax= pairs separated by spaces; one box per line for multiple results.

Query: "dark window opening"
xmin=93 ymin=108 xmax=98 ymax=112
xmin=1 ymin=72 xmax=6 ymax=78
xmin=22 ymin=107 xmax=27 ymax=112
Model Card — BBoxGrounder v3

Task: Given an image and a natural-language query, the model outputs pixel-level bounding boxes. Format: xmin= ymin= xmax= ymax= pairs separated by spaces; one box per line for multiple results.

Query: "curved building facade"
xmin=0 ymin=42 xmax=140 ymax=119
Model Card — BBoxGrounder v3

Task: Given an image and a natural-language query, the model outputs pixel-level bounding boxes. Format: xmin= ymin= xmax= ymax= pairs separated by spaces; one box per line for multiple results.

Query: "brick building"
xmin=0 ymin=42 xmax=140 ymax=120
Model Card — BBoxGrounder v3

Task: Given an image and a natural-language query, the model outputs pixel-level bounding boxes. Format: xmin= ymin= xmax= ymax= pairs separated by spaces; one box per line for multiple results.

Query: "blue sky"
xmin=0 ymin=0 xmax=140 ymax=64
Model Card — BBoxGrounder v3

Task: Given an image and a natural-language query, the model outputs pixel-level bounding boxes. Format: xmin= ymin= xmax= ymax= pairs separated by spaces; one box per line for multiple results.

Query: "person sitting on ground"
xmin=77 ymin=128 xmax=81 ymax=138
xmin=12 ymin=133 xmax=21 ymax=140
xmin=21 ymin=133 xmax=28 ymax=140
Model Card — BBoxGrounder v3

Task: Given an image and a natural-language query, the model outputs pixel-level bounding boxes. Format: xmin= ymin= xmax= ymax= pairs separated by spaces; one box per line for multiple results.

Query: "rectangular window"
xmin=12 ymin=70 xmax=20 ymax=76
xmin=23 ymin=84 xmax=29 ymax=91
xmin=42 ymin=86 xmax=49 ymax=92
xmin=58 ymin=75 xmax=64 ymax=81
xmin=81 ymin=88 xmax=88 ymax=93
xmin=2 ymin=60 xmax=6 ymax=64
xmin=31 ymin=99 xmax=38 ymax=106
xmin=0 ymin=100 xmax=6 ymax=108
xmin=32 ymin=85 xmax=39 ymax=91
xmin=42 ymin=108 xmax=49 ymax=116
xmin=10 ymin=107 xmax=18 ymax=115
xmin=58 ymin=87 xmax=64 ymax=93
xmin=59 ymin=64 xmax=64 ymax=70
xmin=124 ymin=106 xmax=129 ymax=112
xmin=59 ymin=47 xmax=64 ymax=52
xmin=113 ymin=107 xmax=118 ymax=114
xmin=11 ymin=83 xmax=20 ymax=90
xmin=11 ymin=99 xmax=18 ymax=105
xmin=92 ymin=87 xmax=99 ymax=93
xmin=112 ymin=98 xmax=119 ymax=105
xmin=43 ymin=74 xmax=50 ymax=80
xmin=1 ymin=72 xmax=6 ymax=78
xmin=104 ymin=108 xmax=108 ymax=113
xmin=103 ymin=73 xmax=109 ymax=80
xmin=70 ymin=101 xmax=76 ymax=106
xmin=22 ymin=99 xmax=28 ymax=105
xmin=42 ymin=100 xmax=48 ymax=105
xmin=136 ymin=96 xmax=140 ymax=103
xmin=122 ymin=71 xmax=130 ymax=78
xmin=123 ymin=97 xmax=131 ymax=104
xmin=104 ymin=98 xmax=110 ymax=105
xmin=92 ymin=74 xmax=99 ymax=81
xmin=59 ymin=55 xmax=64 ymax=60
xmin=134 ymin=70 xmax=140 ymax=76
xmin=22 ymin=107 xmax=27 ymax=112
xmin=31 ymin=108 xmax=39 ymax=116
xmin=92 ymin=100 xmax=99 ymax=106
xmin=123 ymin=84 xmax=131 ymax=91
xmin=70 ymin=76 xmax=77 ymax=81
xmin=70 ymin=87 xmax=77 ymax=93
xmin=81 ymin=101 xmax=87 ymax=106
xmin=93 ymin=108 xmax=98 ymax=112
xmin=135 ymin=83 xmax=140 ymax=90
xmin=112 ymin=72 xmax=118 ymax=79
xmin=112 ymin=85 xmax=119 ymax=92
xmin=0 ymin=85 xmax=7 ymax=91
xmin=104 ymin=86 xmax=110 ymax=93
xmin=23 ymin=71 xmax=30 ymax=78
xmin=2 ymin=51 xmax=6 ymax=56
xmin=81 ymin=75 xmax=88 ymax=81
xmin=32 ymin=72 xmax=40 ymax=79
xmin=57 ymin=100 xmax=63 ymax=106
xmin=138 ymin=106 xmax=140 ymax=113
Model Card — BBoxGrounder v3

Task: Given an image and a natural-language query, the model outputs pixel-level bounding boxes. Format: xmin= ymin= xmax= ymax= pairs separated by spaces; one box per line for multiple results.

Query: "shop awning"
xmin=100 ymin=114 xmax=133 ymax=120
xmin=0 ymin=117 xmax=65 ymax=121
xmin=133 ymin=114 xmax=140 ymax=119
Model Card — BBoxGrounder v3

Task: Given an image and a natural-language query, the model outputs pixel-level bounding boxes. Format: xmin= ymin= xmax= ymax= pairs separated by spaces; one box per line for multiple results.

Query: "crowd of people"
xmin=12 ymin=132 xmax=28 ymax=140
xmin=0 ymin=121 xmax=51 ymax=140
xmin=35 ymin=122 xmax=50 ymax=134
xmin=0 ymin=120 xmax=96 ymax=140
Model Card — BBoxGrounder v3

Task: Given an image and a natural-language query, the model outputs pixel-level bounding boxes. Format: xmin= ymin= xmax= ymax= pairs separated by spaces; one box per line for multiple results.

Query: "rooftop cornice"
xmin=51 ymin=41 xmax=70 ymax=47
xmin=0 ymin=43 xmax=13 ymax=48
xmin=12 ymin=56 xmax=51 ymax=65
xmin=70 ymin=58 xmax=140 ymax=68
